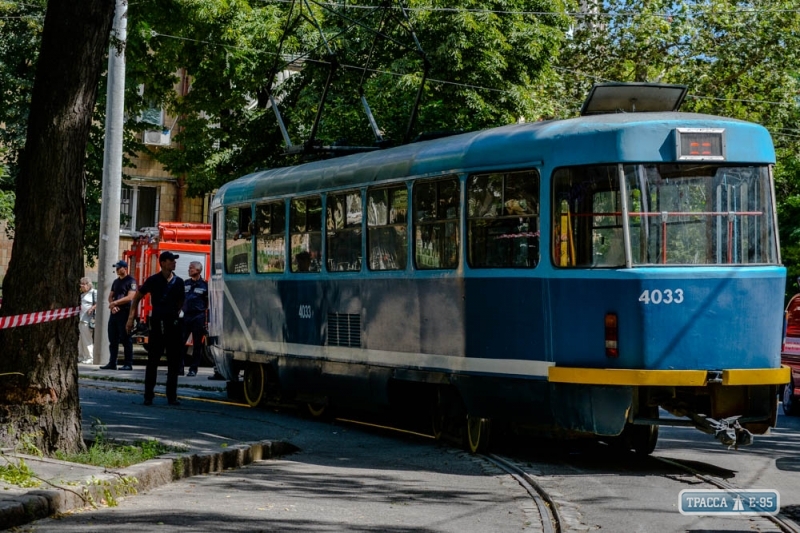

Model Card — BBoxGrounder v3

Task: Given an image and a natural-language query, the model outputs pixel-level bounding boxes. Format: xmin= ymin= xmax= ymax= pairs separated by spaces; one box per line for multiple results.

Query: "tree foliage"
xmin=123 ymin=0 xmax=573 ymax=195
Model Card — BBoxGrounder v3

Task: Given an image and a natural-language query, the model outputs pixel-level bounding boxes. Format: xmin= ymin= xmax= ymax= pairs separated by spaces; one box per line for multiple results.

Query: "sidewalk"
xmin=0 ymin=363 xmax=293 ymax=531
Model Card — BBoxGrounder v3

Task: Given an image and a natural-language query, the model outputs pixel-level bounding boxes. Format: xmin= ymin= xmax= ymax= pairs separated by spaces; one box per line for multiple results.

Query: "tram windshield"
xmin=552 ymin=164 xmax=778 ymax=267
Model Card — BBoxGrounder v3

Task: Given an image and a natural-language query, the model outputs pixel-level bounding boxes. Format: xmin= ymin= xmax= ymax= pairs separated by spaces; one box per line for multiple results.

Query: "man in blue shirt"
xmin=101 ymin=260 xmax=137 ymax=370
xmin=182 ymin=261 xmax=208 ymax=377
xmin=126 ymin=251 xmax=185 ymax=406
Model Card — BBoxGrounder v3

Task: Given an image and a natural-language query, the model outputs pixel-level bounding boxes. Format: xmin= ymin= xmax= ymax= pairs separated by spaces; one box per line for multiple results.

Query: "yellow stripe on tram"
xmin=548 ymin=367 xmax=707 ymax=386
xmin=548 ymin=366 xmax=791 ymax=387
xmin=722 ymin=366 xmax=791 ymax=386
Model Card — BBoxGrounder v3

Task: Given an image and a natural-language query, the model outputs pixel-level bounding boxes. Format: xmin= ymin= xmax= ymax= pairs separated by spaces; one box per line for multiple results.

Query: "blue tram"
xmin=207 ymin=84 xmax=790 ymax=453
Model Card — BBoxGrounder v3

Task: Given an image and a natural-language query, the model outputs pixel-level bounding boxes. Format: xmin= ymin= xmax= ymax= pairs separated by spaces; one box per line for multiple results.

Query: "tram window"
xmin=367 ymin=185 xmax=408 ymax=270
xmin=467 ymin=170 xmax=539 ymax=268
xmin=413 ymin=177 xmax=460 ymax=269
xmin=212 ymin=210 xmax=223 ymax=275
xmin=225 ymin=206 xmax=253 ymax=274
xmin=551 ymin=166 xmax=622 ymax=268
xmin=290 ymin=196 xmax=322 ymax=272
xmin=326 ymin=190 xmax=362 ymax=272
xmin=255 ymin=201 xmax=285 ymax=273
xmin=551 ymin=164 xmax=778 ymax=267
xmin=623 ymin=164 xmax=777 ymax=265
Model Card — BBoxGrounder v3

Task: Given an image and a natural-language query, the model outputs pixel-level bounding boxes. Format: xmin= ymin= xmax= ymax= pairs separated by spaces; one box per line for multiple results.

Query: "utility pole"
xmin=94 ymin=0 xmax=127 ymax=364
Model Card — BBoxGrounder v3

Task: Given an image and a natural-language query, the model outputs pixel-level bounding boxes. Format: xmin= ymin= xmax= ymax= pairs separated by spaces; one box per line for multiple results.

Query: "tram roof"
xmin=213 ymin=112 xmax=774 ymax=206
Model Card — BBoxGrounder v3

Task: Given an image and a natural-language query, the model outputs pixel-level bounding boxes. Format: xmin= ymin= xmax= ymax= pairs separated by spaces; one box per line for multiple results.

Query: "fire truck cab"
xmin=123 ymin=222 xmax=211 ymax=349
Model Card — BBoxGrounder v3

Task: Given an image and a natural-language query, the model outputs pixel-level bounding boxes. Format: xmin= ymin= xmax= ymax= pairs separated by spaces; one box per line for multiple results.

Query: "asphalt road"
xmin=494 ymin=411 xmax=800 ymax=533
xmin=25 ymin=375 xmax=800 ymax=533
xmin=28 ymin=382 xmax=542 ymax=533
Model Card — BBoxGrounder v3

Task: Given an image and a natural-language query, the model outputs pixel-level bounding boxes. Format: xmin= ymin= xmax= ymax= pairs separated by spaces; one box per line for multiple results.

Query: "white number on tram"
xmin=638 ymin=288 xmax=684 ymax=305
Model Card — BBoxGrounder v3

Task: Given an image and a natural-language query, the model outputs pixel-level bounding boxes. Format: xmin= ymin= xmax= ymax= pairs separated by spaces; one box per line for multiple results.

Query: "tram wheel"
xmin=630 ymin=424 xmax=659 ymax=456
xmin=783 ymin=378 xmax=799 ymax=416
xmin=466 ymin=415 xmax=491 ymax=454
xmin=307 ymin=402 xmax=328 ymax=418
xmin=243 ymin=363 xmax=265 ymax=407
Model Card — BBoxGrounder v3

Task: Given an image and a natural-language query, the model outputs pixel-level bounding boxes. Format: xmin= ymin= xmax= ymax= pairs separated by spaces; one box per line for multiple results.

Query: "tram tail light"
xmin=605 ymin=313 xmax=619 ymax=358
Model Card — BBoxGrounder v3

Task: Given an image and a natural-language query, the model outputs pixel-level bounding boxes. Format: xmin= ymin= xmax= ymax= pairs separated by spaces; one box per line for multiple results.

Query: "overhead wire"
xmin=255 ymin=0 xmax=800 ymax=19
xmin=4 ymin=0 xmax=790 ymax=114
xmin=150 ymin=30 xmax=799 ymax=109
xmin=151 ymin=30 xmax=515 ymax=96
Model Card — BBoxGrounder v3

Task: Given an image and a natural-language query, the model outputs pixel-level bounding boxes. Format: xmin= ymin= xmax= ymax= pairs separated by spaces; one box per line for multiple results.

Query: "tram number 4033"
xmin=298 ymin=305 xmax=313 ymax=319
xmin=638 ymin=289 xmax=684 ymax=305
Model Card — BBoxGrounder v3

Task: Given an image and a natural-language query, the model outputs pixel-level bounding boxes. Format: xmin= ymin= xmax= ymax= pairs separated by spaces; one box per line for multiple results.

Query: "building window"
xmin=121 ymin=184 xmax=159 ymax=233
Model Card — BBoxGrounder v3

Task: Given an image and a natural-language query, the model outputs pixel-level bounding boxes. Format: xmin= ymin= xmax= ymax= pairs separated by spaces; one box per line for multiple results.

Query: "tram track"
xmin=481 ymin=453 xmax=562 ymax=533
xmin=483 ymin=444 xmax=800 ymax=533
xmin=652 ymin=455 xmax=800 ymax=533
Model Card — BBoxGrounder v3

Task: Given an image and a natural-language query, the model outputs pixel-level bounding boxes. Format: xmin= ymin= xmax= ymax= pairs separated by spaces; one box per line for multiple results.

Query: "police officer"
xmin=126 ymin=251 xmax=185 ymax=406
xmin=182 ymin=261 xmax=208 ymax=377
xmin=101 ymin=260 xmax=136 ymax=370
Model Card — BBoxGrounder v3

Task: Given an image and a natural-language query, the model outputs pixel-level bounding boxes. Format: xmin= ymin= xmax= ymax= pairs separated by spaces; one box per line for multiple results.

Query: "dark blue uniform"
xmin=138 ymin=272 xmax=185 ymax=403
xmin=108 ymin=275 xmax=136 ymax=367
xmin=182 ymin=277 xmax=209 ymax=373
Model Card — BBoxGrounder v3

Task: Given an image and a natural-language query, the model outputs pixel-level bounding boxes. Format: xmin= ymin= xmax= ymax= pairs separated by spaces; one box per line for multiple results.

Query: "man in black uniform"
xmin=182 ymin=261 xmax=208 ymax=377
xmin=126 ymin=251 xmax=185 ymax=406
xmin=101 ymin=260 xmax=137 ymax=370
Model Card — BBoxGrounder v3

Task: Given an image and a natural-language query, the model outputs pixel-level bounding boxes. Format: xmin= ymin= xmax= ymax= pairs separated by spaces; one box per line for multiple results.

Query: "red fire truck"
xmin=123 ymin=222 xmax=211 ymax=350
xmin=781 ymin=294 xmax=800 ymax=416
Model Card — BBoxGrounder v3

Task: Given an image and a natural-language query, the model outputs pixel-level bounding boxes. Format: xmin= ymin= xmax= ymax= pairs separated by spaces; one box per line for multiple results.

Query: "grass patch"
xmin=54 ymin=418 xmax=181 ymax=468
xmin=56 ymin=439 xmax=177 ymax=469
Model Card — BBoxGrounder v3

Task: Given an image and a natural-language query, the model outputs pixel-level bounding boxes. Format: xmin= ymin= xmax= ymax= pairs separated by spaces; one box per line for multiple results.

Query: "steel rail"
xmin=653 ymin=456 xmax=800 ymax=533
xmin=481 ymin=453 xmax=561 ymax=533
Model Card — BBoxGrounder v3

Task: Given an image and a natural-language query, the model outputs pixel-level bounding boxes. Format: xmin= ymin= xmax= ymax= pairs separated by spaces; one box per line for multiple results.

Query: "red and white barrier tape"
xmin=0 ymin=306 xmax=80 ymax=330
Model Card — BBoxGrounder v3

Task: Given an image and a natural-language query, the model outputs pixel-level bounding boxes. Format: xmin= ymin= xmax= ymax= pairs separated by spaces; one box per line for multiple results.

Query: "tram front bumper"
xmin=546 ymin=365 xmax=790 ymax=440
xmin=548 ymin=366 xmax=790 ymax=387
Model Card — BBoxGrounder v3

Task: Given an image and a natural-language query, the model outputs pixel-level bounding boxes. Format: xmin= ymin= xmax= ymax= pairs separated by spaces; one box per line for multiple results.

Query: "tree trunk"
xmin=0 ymin=0 xmax=115 ymax=455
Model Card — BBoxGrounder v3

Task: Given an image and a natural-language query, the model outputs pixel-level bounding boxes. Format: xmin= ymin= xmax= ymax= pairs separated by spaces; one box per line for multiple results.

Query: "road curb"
xmin=0 ymin=439 xmax=297 ymax=530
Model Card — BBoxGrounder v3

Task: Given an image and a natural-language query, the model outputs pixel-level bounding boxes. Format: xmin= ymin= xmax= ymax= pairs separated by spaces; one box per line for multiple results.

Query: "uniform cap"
xmin=113 ymin=260 xmax=128 ymax=269
xmin=159 ymin=251 xmax=180 ymax=262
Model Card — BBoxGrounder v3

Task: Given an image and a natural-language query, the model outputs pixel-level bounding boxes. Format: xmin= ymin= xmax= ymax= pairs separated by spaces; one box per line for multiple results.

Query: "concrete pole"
xmin=94 ymin=0 xmax=127 ymax=364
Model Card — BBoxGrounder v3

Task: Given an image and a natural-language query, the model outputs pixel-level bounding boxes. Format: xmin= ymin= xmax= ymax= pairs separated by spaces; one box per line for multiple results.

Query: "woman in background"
xmin=78 ymin=277 xmax=97 ymax=364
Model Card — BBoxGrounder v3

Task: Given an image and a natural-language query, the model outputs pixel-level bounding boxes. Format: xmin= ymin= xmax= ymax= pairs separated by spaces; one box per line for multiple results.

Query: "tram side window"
xmin=326 ymin=191 xmax=363 ymax=272
xmin=225 ymin=206 xmax=253 ymax=274
xmin=290 ymin=196 xmax=322 ymax=272
xmin=255 ymin=201 xmax=286 ymax=273
xmin=551 ymin=166 xmax=623 ymax=268
xmin=413 ymin=177 xmax=460 ymax=270
xmin=467 ymin=170 xmax=539 ymax=268
xmin=367 ymin=185 xmax=408 ymax=270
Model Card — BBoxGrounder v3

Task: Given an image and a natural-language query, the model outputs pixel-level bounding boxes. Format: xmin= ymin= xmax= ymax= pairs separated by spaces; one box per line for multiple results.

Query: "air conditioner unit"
xmin=143 ymin=129 xmax=171 ymax=146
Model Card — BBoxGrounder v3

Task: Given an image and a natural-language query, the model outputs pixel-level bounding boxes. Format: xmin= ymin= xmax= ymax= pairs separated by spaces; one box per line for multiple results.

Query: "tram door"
xmin=464 ymin=170 xmax=546 ymax=364
xmin=208 ymin=209 xmax=225 ymax=349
